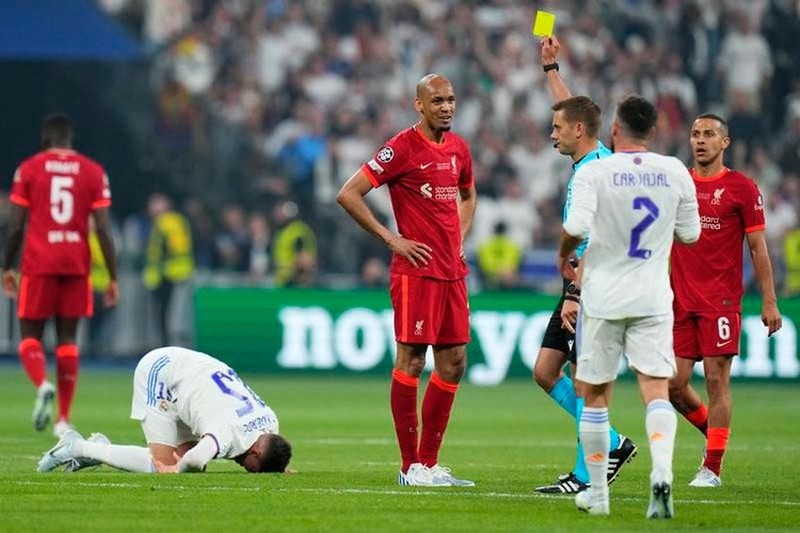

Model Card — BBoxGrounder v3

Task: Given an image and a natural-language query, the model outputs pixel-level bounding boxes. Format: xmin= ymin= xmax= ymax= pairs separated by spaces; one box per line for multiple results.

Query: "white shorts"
xmin=130 ymin=350 xmax=196 ymax=447
xmin=575 ymin=313 xmax=676 ymax=385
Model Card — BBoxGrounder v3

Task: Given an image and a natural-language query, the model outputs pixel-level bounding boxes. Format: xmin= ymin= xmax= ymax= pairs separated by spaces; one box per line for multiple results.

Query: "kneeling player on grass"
xmin=37 ymin=347 xmax=292 ymax=474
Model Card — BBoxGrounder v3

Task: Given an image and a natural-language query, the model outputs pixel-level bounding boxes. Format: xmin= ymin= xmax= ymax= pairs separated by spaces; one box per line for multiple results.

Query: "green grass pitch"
xmin=0 ymin=368 xmax=797 ymax=531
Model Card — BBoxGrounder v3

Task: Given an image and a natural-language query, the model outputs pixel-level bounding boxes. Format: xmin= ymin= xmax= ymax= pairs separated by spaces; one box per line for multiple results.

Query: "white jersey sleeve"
xmin=562 ymin=166 xmax=597 ymax=240
xmin=673 ymin=165 xmax=701 ymax=244
xmin=564 ymin=152 xmax=700 ymax=319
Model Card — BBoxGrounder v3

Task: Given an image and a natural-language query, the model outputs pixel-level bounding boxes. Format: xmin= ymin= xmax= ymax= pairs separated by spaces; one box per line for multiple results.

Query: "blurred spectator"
xmin=360 ymin=256 xmax=389 ymax=288
xmin=783 ymin=227 xmax=800 ymax=296
xmin=142 ymin=193 xmax=195 ymax=345
xmin=717 ymin=10 xmax=772 ymax=110
xmin=477 ymin=221 xmax=523 ymax=290
xmin=144 ymin=0 xmax=193 ymax=47
xmin=727 ymin=90 xmax=766 ymax=166
xmin=182 ymin=196 xmax=216 ymax=271
xmin=271 ymin=200 xmax=317 ymax=287
xmin=88 ymin=219 xmax=116 ymax=357
xmin=213 ymin=203 xmax=251 ymax=272
xmin=247 ymin=211 xmax=271 ymax=279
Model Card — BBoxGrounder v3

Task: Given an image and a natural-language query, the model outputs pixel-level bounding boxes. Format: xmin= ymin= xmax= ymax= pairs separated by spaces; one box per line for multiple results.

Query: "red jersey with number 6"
xmin=361 ymin=125 xmax=474 ymax=280
xmin=10 ymin=148 xmax=111 ymax=276
xmin=670 ymin=168 xmax=765 ymax=313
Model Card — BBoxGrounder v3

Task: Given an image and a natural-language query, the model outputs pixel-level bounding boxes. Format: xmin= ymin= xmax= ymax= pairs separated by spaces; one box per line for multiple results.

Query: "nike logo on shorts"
xmin=716 ymin=340 xmax=732 ymax=348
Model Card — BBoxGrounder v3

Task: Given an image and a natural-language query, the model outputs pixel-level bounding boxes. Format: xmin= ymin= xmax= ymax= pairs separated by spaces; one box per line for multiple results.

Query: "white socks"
xmin=73 ymin=440 xmax=155 ymax=473
xmin=645 ymin=399 xmax=676 ymax=485
xmin=580 ymin=406 xmax=610 ymax=499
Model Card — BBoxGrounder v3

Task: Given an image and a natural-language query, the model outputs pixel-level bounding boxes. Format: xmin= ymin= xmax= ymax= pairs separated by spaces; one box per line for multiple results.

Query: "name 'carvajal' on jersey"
xmin=612 ymin=172 xmax=670 ymax=187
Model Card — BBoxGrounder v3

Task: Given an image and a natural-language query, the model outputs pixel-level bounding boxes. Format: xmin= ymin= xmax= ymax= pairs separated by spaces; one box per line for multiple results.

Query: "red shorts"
xmin=389 ymin=274 xmax=469 ymax=345
xmin=673 ymin=308 xmax=741 ymax=360
xmin=18 ymin=275 xmax=93 ymax=320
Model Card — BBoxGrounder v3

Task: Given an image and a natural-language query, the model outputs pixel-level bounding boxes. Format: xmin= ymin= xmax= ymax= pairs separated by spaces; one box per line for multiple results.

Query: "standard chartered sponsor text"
xmin=275 ymin=306 xmax=798 ymax=384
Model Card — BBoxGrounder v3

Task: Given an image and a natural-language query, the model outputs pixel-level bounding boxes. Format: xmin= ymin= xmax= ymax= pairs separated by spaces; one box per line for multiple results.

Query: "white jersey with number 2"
xmin=131 ymin=347 xmax=279 ymax=459
xmin=563 ymin=151 xmax=700 ymax=320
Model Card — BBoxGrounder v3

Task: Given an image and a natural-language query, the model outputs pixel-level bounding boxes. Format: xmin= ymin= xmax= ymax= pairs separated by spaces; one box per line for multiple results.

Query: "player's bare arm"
xmin=541 ymin=35 xmax=572 ymax=103
xmin=337 ymin=170 xmax=432 ymax=268
xmin=746 ymin=230 xmax=782 ymax=335
xmin=458 ymin=185 xmax=477 ymax=259
xmin=556 ymin=228 xmax=582 ymax=280
xmin=151 ymin=440 xmax=202 ymax=473
xmin=2 ymin=203 xmax=27 ymax=298
xmin=92 ymin=207 xmax=119 ymax=307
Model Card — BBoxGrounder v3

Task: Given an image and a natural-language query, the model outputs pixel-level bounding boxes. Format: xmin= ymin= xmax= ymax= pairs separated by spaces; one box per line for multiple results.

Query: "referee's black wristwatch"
xmin=564 ymin=282 xmax=581 ymax=303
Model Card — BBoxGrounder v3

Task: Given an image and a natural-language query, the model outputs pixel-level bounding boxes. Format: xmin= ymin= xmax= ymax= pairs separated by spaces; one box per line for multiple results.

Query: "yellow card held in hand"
xmin=532 ymin=10 xmax=556 ymax=37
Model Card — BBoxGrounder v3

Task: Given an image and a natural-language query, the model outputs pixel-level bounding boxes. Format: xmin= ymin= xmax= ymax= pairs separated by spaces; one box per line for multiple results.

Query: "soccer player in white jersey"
xmin=557 ymin=96 xmax=701 ymax=518
xmin=37 ymin=347 xmax=292 ymax=474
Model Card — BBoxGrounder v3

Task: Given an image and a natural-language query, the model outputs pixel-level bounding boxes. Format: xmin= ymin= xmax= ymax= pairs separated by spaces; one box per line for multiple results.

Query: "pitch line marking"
xmin=13 ymin=481 xmax=800 ymax=507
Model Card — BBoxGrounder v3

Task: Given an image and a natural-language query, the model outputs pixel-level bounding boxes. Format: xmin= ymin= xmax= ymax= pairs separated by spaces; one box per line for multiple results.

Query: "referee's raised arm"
xmin=541 ymin=35 xmax=572 ymax=103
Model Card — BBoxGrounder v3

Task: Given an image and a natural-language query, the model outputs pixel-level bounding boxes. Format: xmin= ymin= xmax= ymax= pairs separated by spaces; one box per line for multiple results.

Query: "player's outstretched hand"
xmin=763 ymin=302 xmax=782 ymax=337
xmin=2 ymin=269 xmax=19 ymax=299
xmin=541 ymin=35 xmax=561 ymax=65
xmin=104 ymin=280 xmax=120 ymax=308
xmin=388 ymin=235 xmax=432 ymax=268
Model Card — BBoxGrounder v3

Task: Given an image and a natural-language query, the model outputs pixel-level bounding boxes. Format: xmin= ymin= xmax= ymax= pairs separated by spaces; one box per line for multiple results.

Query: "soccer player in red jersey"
xmin=337 ymin=74 xmax=477 ymax=486
xmin=2 ymin=114 xmax=119 ymax=437
xmin=669 ymin=114 xmax=782 ymax=487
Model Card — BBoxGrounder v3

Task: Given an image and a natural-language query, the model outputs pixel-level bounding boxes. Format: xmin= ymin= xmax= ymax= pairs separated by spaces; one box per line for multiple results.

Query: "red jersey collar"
xmin=413 ymin=124 xmax=449 ymax=149
xmin=691 ymin=166 xmax=729 ymax=182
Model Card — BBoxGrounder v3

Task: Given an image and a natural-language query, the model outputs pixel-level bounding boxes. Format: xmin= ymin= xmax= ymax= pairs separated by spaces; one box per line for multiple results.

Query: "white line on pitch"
xmin=12 ymin=481 xmax=800 ymax=507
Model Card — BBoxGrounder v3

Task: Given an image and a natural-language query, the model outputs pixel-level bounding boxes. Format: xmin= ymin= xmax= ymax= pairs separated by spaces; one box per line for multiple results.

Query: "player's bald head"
xmin=416 ymin=74 xmax=452 ymax=99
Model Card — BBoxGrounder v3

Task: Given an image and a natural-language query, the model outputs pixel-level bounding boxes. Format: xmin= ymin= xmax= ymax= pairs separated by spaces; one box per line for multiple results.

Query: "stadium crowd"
xmin=95 ymin=0 xmax=800 ymax=294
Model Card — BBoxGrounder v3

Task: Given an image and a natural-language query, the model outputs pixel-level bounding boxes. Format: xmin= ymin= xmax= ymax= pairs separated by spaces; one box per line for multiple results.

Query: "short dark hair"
xmin=615 ymin=95 xmax=658 ymax=140
xmin=259 ymin=434 xmax=292 ymax=473
xmin=552 ymin=96 xmax=601 ymax=138
xmin=695 ymin=113 xmax=729 ymax=135
xmin=41 ymin=113 xmax=74 ymax=149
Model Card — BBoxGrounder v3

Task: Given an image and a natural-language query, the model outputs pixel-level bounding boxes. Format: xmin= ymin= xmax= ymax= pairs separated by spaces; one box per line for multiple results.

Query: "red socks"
xmin=391 ymin=370 xmax=461 ymax=472
xmin=18 ymin=338 xmax=46 ymax=387
xmin=55 ymin=344 xmax=79 ymax=422
xmin=419 ymin=373 xmax=459 ymax=468
xmin=704 ymin=427 xmax=730 ymax=476
xmin=390 ymin=369 xmax=419 ymax=472
xmin=685 ymin=404 xmax=709 ymax=436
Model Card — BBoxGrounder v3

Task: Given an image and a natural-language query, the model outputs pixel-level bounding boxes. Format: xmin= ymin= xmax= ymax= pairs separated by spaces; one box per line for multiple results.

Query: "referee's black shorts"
xmin=539 ymin=279 xmax=577 ymax=363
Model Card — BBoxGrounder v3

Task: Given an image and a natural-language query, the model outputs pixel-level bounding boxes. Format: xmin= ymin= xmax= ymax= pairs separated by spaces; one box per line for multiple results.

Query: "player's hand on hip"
xmin=540 ymin=35 xmax=561 ymax=64
xmin=2 ymin=270 xmax=19 ymax=299
xmin=560 ymin=298 xmax=579 ymax=334
xmin=763 ymin=302 xmax=782 ymax=336
xmin=389 ymin=235 xmax=432 ymax=268
xmin=104 ymin=280 xmax=120 ymax=308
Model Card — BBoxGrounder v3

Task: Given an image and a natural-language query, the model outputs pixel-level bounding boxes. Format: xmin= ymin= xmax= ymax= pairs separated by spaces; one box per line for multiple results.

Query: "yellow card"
xmin=532 ymin=10 xmax=556 ymax=37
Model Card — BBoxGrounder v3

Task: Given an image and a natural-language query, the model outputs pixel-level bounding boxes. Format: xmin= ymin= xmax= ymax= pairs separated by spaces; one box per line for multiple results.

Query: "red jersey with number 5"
xmin=361 ymin=125 xmax=474 ymax=280
xmin=10 ymin=148 xmax=111 ymax=276
xmin=670 ymin=168 xmax=765 ymax=312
